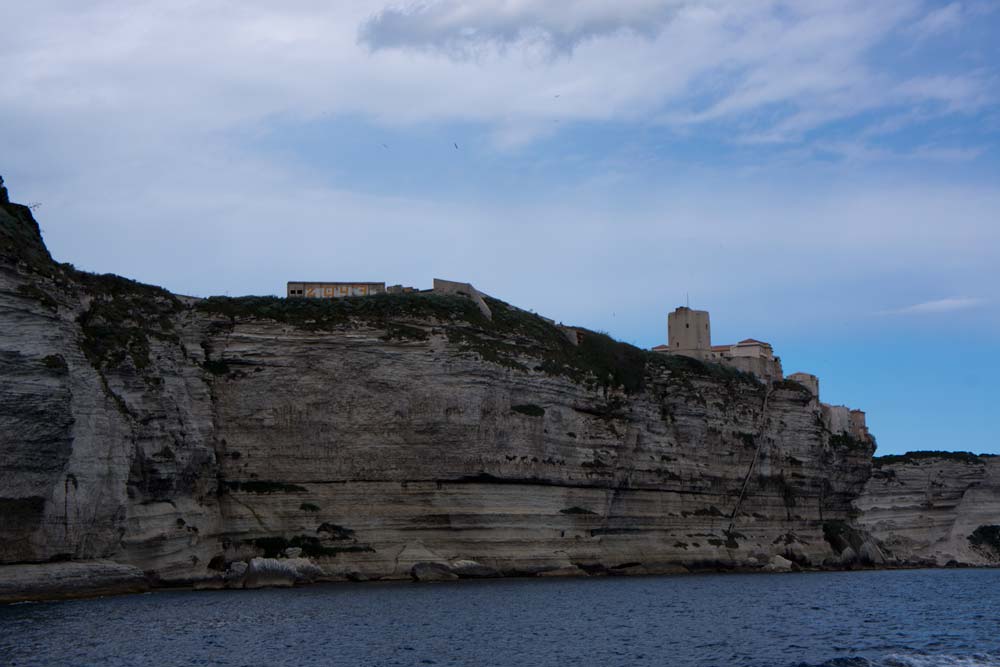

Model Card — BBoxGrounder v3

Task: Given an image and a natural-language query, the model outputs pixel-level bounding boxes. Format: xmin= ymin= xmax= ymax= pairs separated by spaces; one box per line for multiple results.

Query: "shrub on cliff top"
xmin=873 ymin=451 xmax=985 ymax=467
xmin=196 ymin=290 xmax=757 ymax=395
xmin=197 ymin=293 xmax=485 ymax=329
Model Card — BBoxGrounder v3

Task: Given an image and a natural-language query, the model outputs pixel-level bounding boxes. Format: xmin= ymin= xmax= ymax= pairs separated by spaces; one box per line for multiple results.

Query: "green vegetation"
xmin=76 ymin=272 xmax=182 ymax=373
xmin=197 ymin=293 xmax=486 ymax=330
xmin=829 ymin=433 xmax=869 ymax=452
xmin=968 ymin=525 xmax=1000 ymax=555
xmin=772 ymin=378 xmax=811 ymax=394
xmin=874 ymin=450 xmax=985 ymax=467
xmin=223 ymin=480 xmax=308 ymax=494
xmin=511 ymin=404 xmax=545 ymax=417
xmin=0 ymin=200 xmax=54 ymax=272
xmin=197 ymin=291 xmax=760 ymax=394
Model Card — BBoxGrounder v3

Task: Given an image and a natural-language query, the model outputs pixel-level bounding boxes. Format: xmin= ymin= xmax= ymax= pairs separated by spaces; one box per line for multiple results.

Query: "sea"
xmin=1 ymin=569 xmax=998 ymax=667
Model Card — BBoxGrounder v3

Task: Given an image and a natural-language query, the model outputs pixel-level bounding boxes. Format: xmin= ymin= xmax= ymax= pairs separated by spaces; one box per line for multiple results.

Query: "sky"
xmin=2 ymin=0 xmax=998 ymax=455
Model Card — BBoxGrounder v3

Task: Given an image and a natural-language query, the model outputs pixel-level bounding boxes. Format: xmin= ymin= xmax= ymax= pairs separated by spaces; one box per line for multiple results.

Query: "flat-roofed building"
xmin=287 ymin=282 xmax=386 ymax=299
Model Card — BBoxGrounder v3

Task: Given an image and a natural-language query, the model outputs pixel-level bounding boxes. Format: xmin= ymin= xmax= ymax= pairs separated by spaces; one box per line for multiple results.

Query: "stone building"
xmin=786 ymin=372 xmax=819 ymax=397
xmin=655 ymin=306 xmax=783 ymax=382
xmin=287 ymin=282 xmax=386 ymax=298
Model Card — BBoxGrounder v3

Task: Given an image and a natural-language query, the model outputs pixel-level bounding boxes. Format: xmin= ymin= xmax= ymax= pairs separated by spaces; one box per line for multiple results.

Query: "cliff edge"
xmin=856 ymin=452 xmax=1000 ymax=566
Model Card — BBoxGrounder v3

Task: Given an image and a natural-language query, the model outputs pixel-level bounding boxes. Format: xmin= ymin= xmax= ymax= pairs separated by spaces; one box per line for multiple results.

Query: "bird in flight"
xmin=454 ymin=142 xmax=459 ymax=149
xmin=381 ymin=143 xmax=389 ymax=149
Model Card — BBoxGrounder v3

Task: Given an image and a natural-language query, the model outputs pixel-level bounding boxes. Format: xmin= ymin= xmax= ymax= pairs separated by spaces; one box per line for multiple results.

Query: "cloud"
xmin=0 ymin=0 xmax=993 ymax=152
xmin=885 ymin=297 xmax=987 ymax=315
xmin=908 ymin=2 xmax=965 ymax=39
xmin=358 ymin=0 xmax=681 ymax=55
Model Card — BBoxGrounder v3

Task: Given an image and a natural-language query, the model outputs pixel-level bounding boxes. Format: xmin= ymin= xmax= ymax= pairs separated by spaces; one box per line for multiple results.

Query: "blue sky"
xmin=1 ymin=1 xmax=998 ymax=455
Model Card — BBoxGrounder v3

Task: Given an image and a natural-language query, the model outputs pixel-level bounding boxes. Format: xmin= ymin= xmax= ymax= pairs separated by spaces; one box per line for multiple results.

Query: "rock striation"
xmin=856 ymin=452 xmax=1000 ymax=566
xmin=4 ymin=179 xmax=979 ymax=601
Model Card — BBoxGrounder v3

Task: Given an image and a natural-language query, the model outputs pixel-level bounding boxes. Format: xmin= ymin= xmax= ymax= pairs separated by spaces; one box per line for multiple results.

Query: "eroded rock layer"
xmin=856 ymin=453 xmax=1000 ymax=566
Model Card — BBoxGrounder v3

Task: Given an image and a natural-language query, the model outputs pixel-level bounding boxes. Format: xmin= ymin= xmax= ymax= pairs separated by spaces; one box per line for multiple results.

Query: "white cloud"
xmin=0 ymin=0 xmax=991 ymax=148
xmin=358 ymin=0 xmax=683 ymax=55
xmin=885 ymin=297 xmax=987 ymax=315
xmin=909 ymin=2 xmax=965 ymax=39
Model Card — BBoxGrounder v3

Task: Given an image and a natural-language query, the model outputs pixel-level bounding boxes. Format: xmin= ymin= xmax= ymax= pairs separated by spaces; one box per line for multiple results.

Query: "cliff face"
xmin=856 ymin=453 xmax=1000 ymax=566
xmin=1 ymin=189 xmax=882 ymax=596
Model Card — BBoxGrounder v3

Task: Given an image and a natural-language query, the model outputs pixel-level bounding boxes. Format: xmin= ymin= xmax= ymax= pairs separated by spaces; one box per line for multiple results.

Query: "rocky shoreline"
xmin=5 ymin=554 xmax=997 ymax=605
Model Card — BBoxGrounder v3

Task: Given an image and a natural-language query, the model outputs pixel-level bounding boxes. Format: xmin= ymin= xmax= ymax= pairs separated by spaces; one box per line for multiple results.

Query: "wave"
xmin=792 ymin=655 xmax=1000 ymax=667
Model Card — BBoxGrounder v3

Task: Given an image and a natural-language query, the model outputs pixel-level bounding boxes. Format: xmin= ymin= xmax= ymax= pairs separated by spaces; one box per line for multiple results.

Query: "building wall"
xmin=432 ymin=278 xmax=492 ymax=319
xmin=729 ymin=342 xmax=774 ymax=359
xmin=726 ymin=355 xmax=784 ymax=383
xmin=667 ymin=307 xmax=711 ymax=352
xmin=287 ymin=282 xmax=386 ymax=299
xmin=823 ymin=404 xmax=852 ymax=436
xmin=787 ymin=372 xmax=820 ymax=398
xmin=849 ymin=410 xmax=869 ymax=440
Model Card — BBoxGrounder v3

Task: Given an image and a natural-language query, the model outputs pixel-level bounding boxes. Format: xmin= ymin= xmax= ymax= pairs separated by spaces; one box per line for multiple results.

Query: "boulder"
xmin=411 ymin=562 xmax=458 ymax=582
xmin=0 ymin=561 xmax=148 ymax=603
xmin=449 ymin=560 xmax=499 ymax=578
xmin=763 ymin=555 xmax=794 ymax=572
xmin=242 ymin=557 xmax=323 ymax=589
xmin=284 ymin=547 xmax=303 ymax=559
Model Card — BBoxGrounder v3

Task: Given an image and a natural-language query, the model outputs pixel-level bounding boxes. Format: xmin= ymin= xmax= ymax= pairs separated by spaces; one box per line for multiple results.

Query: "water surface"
xmin=2 ymin=569 xmax=998 ymax=666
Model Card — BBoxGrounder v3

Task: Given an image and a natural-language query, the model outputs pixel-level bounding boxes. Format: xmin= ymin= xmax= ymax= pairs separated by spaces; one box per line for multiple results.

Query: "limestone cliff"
xmin=1 ymin=183 xmax=884 ymax=600
xmin=856 ymin=452 xmax=1000 ymax=566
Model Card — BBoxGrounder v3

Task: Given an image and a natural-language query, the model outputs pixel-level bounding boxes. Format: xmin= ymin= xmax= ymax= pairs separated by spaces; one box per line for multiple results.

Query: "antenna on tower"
xmin=686 ymin=292 xmax=690 ymax=308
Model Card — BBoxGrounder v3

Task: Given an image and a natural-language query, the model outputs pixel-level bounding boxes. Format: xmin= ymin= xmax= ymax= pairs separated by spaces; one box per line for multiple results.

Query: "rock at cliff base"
xmin=242 ymin=557 xmax=323 ymax=589
xmin=411 ymin=562 xmax=458 ymax=582
xmin=858 ymin=540 xmax=886 ymax=565
xmin=0 ymin=561 xmax=148 ymax=603
xmin=537 ymin=565 xmax=589 ymax=577
xmin=764 ymin=555 xmax=794 ymax=572
xmin=284 ymin=547 xmax=303 ymax=559
xmin=449 ymin=560 xmax=499 ymax=578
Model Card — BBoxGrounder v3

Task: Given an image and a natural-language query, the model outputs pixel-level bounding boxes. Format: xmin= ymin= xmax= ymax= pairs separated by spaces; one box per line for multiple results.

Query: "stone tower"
xmin=668 ymin=306 xmax=711 ymax=353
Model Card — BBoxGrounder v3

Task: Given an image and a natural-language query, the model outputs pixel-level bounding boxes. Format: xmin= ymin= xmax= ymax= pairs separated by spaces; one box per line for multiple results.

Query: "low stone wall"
xmin=432 ymin=278 xmax=492 ymax=319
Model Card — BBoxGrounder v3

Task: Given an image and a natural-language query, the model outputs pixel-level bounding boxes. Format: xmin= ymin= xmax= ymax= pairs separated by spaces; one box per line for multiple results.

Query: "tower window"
xmin=686 ymin=323 xmax=689 ymax=328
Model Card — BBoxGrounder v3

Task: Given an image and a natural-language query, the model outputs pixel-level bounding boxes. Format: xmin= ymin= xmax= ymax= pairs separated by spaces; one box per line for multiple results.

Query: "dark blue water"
xmin=1 ymin=569 xmax=998 ymax=667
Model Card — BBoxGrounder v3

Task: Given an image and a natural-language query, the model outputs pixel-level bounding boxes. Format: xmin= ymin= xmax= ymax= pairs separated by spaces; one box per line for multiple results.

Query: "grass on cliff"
xmin=0 ymin=200 xmax=54 ymax=272
xmin=75 ymin=272 xmax=183 ymax=373
xmin=873 ymin=451 xmax=987 ymax=467
xmin=197 ymin=292 xmax=760 ymax=394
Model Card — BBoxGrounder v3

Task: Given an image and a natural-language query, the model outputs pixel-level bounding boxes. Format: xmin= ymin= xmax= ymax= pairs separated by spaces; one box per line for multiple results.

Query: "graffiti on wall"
xmin=305 ymin=284 xmax=373 ymax=298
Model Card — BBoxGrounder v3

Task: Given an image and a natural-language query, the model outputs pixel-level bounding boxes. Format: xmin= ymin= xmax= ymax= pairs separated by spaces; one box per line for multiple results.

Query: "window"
xmin=686 ymin=323 xmax=689 ymax=328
